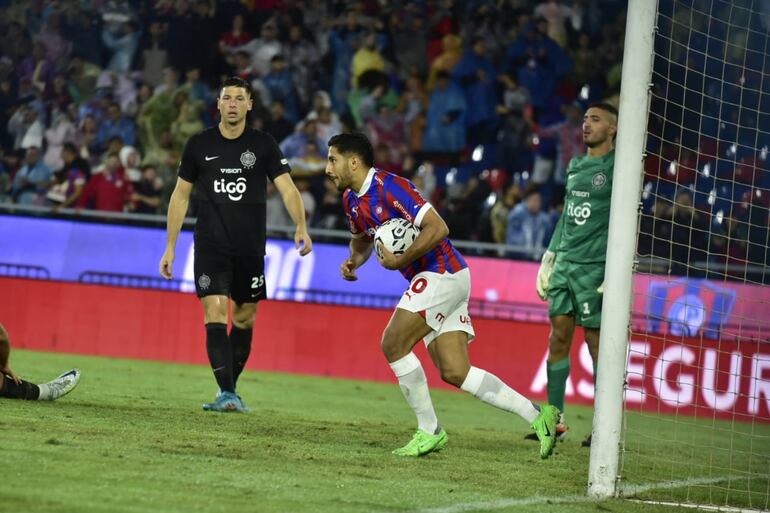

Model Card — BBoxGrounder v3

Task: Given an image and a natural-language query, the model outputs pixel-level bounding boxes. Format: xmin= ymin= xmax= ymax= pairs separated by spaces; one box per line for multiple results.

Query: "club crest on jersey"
xmin=198 ymin=274 xmax=211 ymax=290
xmin=592 ymin=172 xmax=607 ymax=189
xmin=375 ymin=205 xmax=383 ymax=215
xmin=240 ymin=150 xmax=256 ymax=169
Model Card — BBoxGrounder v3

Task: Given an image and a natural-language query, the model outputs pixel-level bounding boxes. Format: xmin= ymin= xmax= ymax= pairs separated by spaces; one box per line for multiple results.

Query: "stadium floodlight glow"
xmin=760 ymin=146 xmax=768 ymax=161
xmin=667 ymin=160 xmax=677 ymax=176
xmin=715 ymin=209 xmax=724 ymax=224
xmin=708 ymin=189 xmax=716 ymax=206
xmin=485 ymin=192 xmax=496 ymax=207
xmin=580 ymin=84 xmax=590 ymax=100
xmin=702 ymin=162 xmax=711 ymax=177
xmin=472 ymin=145 xmax=484 ymax=162
xmin=727 ymin=143 xmax=737 ymax=156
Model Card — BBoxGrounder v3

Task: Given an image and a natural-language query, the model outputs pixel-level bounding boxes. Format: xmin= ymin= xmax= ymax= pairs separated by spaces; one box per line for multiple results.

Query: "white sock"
xmin=389 ymin=352 xmax=439 ymax=434
xmin=37 ymin=382 xmax=51 ymax=401
xmin=460 ymin=366 xmax=539 ymax=424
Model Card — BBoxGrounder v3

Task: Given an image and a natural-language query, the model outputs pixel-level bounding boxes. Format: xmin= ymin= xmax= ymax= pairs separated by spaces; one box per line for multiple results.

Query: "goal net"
xmin=619 ymin=0 xmax=770 ymax=510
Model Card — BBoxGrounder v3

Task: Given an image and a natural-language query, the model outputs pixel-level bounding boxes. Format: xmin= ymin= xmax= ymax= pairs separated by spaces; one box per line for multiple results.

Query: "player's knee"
xmin=438 ymin=365 xmax=467 ymax=388
xmin=548 ymin=331 xmax=570 ymax=360
xmin=232 ymin=307 xmax=256 ymax=328
xmin=380 ymin=328 xmax=407 ymax=361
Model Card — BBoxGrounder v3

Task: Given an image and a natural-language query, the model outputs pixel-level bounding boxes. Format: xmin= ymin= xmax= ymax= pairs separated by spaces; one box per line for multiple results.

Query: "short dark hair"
xmin=588 ymin=102 xmax=618 ymax=118
xmin=220 ymin=76 xmax=252 ymax=97
xmin=328 ymin=132 xmax=374 ymax=168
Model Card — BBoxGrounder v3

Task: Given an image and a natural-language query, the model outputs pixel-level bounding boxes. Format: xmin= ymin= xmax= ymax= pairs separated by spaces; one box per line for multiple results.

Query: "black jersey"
xmin=178 ymin=126 xmax=290 ymax=255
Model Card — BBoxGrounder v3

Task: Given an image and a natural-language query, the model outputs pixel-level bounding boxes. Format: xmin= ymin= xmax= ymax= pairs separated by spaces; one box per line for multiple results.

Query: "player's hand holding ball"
xmin=536 ymin=250 xmax=556 ymax=301
xmin=374 ymin=218 xmax=419 ymax=270
xmin=375 ymin=241 xmax=402 ymax=270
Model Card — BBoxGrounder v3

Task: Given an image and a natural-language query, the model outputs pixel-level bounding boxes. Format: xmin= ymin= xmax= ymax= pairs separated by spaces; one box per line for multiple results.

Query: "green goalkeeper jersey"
xmin=547 ymin=149 xmax=615 ymax=263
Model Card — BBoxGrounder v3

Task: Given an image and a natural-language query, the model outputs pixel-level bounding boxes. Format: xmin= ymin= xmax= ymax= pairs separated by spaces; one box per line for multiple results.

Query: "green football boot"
xmin=392 ymin=428 xmax=448 ymax=457
xmin=530 ymin=404 xmax=560 ymax=459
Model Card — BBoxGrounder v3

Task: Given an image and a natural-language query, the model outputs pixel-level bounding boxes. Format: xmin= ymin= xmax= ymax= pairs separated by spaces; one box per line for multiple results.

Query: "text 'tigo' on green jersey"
xmin=547 ymin=149 xmax=615 ymax=263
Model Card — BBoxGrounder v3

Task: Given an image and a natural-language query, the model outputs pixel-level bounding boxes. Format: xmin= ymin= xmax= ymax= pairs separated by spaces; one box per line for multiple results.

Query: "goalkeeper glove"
xmin=536 ymin=250 xmax=556 ymax=301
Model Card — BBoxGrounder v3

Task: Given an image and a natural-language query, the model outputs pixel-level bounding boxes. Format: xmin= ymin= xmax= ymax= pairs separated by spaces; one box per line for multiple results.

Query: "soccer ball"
xmin=374 ymin=218 xmax=420 ymax=259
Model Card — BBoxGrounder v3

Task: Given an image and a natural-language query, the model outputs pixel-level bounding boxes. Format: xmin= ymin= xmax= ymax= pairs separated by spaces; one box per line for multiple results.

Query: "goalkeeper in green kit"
xmin=529 ymin=102 xmax=618 ymax=447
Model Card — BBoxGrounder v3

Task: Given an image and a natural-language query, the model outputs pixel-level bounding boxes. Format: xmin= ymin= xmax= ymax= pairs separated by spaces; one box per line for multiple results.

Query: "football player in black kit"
xmin=159 ymin=77 xmax=312 ymax=412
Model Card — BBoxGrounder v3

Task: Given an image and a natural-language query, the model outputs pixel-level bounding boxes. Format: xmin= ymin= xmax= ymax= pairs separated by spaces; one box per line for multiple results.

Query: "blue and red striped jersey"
xmin=343 ymin=168 xmax=467 ymax=281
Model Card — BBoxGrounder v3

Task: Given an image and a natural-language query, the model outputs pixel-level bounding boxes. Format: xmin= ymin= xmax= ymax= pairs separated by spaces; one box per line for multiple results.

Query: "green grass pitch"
xmin=2 ymin=350 xmax=768 ymax=513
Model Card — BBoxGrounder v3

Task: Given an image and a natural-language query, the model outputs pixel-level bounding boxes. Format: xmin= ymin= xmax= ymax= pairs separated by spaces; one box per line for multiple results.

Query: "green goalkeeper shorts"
xmin=547 ymin=258 xmax=605 ymax=328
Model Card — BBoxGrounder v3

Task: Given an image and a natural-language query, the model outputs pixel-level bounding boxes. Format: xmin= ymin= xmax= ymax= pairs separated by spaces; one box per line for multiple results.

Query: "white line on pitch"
xmin=402 ymin=475 xmax=742 ymax=513
xmin=627 ymin=499 xmax=768 ymax=513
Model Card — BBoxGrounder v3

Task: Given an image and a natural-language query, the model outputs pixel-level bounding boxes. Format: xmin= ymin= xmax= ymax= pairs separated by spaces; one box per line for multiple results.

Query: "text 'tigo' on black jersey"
xmin=177 ymin=126 xmax=291 ymax=255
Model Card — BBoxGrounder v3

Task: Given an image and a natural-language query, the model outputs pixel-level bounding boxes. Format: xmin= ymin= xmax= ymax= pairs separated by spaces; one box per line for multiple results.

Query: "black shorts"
xmin=194 ymin=251 xmax=267 ymax=304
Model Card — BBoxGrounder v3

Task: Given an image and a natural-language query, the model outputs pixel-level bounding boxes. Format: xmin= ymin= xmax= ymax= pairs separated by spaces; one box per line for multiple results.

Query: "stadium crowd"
xmin=0 ymin=0 xmax=767 ymax=275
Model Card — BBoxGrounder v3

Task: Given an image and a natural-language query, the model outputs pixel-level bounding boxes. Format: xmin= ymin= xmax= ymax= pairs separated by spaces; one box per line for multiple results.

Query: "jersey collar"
xmin=355 ymin=167 xmax=376 ymax=197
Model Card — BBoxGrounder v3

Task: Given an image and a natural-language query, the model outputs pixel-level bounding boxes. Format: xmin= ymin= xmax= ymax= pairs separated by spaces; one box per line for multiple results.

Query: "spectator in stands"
xmin=506 ymin=189 xmax=551 ymax=259
xmin=535 ymin=101 xmax=585 ymax=185
xmin=140 ymin=21 xmax=169 ymax=89
xmin=263 ymin=55 xmax=300 ymax=124
xmin=490 ymin=182 xmax=521 ymax=244
xmin=389 ymin=7 xmax=427 ymax=80
xmin=77 ymin=153 xmax=131 ymax=212
xmin=453 ymin=37 xmax=498 ymax=146
xmin=47 ymin=143 xmax=88 ymax=211
xmin=283 ymin=23 xmax=320 ymax=107
xmin=95 ymin=101 xmax=136 ymax=152
xmin=670 ymin=189 xmax=709 ymax=276
xmin=421 ymin=70 xmax=466 ymax=162
xmin=219 ymin=14 xmax=251 ymax=56
xmin=352 ymin=31 xmax=386 ymax=88
xmin=170 ymin=89 xmax=204 ymax=151
xmin=427 ymin=33 xmax=463 ymax=90
xmin=497 ymin=74 xmax=533 ymax=174
xmin=7 ymin=103 xmax=43 ymax=150
xmin=119 ymin=145 xmax=142 ymax=182
xmin=102 ymin=20 xmax=141 ymax=73
xmin=11 ymin=146 xmax=51 ymax=205
xmin=233 ymin=19 xmax=283 ymax=78
xmin=263 ymin=100 xmax=293 ymax=144
xmin=43 ymin=109 xmax=76 ymax=171
xmin=74 ymin=113 xmax=99 ymax=164
xmin=315 ymin=176 xmax=347 ymax=231
xmin=280 ymin=118 xmax=325 ymax=159
xmin=130 ymin=164 xmax=162 ymax=214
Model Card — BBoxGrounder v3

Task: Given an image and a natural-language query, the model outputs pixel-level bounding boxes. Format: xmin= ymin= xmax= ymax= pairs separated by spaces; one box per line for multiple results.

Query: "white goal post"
xmin=587 ymin=0 xmax=658 ymax=499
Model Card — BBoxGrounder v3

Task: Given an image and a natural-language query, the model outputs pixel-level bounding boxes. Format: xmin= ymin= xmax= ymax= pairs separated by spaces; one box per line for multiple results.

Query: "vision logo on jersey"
xmin=214 ymin=177 xmax=247 ymax=201
xmin=567 ymin=201 xmax=592 ymax=225
xmin=240 ymin=150 xmax=256 ymax=169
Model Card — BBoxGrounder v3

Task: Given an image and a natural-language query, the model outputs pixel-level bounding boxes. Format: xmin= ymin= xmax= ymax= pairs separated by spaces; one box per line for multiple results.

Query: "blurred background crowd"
xmin=0 ymin=0 xmax=767 ymax=276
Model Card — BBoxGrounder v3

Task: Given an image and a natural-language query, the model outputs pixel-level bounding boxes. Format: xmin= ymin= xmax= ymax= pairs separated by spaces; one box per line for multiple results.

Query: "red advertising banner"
xmin=2 ymin=277 xmax=768 ymax=422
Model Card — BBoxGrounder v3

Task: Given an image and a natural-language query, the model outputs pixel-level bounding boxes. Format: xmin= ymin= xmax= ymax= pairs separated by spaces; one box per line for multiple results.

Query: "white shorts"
xmin=396 ymin=268 xmax=475 ymax=346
